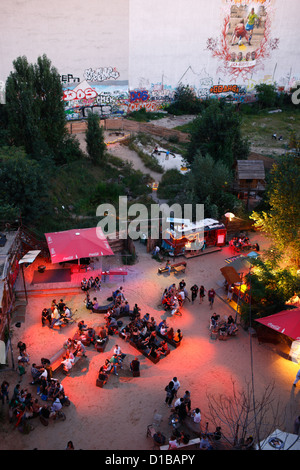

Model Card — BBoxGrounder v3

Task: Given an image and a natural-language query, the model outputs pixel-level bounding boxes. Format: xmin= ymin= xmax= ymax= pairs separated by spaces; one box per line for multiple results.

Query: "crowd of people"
xmin=0 ymin=348 xmax=70 ymax=434
xmin=118 ymin=309 xmax=182 ymax=360
xmin=41 ymin=298 xmax=73 ymax=328
xmin=157 ymin=376 xmax=223 ymax=450
xmin=81 ymin=275 xmax=101 ymax=292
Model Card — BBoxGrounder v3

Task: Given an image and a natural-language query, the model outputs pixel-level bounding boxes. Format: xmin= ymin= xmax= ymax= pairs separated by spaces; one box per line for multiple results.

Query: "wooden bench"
xmin=173 ymin=265 xmax=186 ymax=274
xmin=49 ymin=348 xmax=66 ymax=373
xmin=160 ymin=437 xmax=200 ymax=450
xmin=129 ymin=340 xmax=160 ymax=364
xmin=158 ymin=261 xmax=187 ymax=275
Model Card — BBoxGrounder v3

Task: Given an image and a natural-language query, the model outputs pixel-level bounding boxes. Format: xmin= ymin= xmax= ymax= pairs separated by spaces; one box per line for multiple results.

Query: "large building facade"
xmin=1 ymin=0 xmax=299 ymax=119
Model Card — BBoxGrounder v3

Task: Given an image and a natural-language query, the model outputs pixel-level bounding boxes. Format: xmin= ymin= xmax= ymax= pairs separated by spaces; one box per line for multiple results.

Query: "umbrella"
xmin=257 ymin=429 xmax=300 ymax=450
xmin=247 ymin=251 xmax=259 ymax=259
xmin=45 ymin=227 xmax=114 ymax=264
xmin=255 ymin=308 xmax=300 ymax=340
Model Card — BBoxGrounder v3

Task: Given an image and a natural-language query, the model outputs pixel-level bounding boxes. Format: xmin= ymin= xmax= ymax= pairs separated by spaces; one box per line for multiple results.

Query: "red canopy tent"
xmin=255 ymin=308 xmax=300 ymax=341
xmin=45 ymin=227 xmax=114 ymax=264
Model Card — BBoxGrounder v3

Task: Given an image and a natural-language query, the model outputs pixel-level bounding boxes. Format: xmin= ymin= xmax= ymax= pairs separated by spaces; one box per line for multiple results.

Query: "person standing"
xmin=208 ymin=288 xmax=216 ymax=309
xmin=165 ymin=381 xmax=175 ymax=407
xmin=171 ymin=377 xmax=181 ymax=397
xmin=199 ymin=285 xmax=206 ymax=303
xmin=1 ymin=381 xmax=9 ymax=404
xmin=190 ymin=284 xmax=199 ymax=304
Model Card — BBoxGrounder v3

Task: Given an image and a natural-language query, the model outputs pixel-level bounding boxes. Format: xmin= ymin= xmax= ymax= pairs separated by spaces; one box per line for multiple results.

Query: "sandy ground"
xmin=0 ymin=230 xmax=300 ymax=452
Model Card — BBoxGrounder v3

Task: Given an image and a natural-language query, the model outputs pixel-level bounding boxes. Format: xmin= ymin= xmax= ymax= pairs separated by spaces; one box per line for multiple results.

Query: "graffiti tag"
xmin=83 ymin=67 xmax=120 ymax=82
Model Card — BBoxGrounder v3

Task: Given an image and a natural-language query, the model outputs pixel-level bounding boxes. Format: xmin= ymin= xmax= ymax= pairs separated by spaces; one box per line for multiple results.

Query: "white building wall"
xmin=0 ymin=0 xmax=299 ymax=116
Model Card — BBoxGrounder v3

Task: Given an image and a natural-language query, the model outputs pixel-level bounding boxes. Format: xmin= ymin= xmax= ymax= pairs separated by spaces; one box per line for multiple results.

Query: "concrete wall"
xmin=0 ymin=0 xmax=299 ymax=118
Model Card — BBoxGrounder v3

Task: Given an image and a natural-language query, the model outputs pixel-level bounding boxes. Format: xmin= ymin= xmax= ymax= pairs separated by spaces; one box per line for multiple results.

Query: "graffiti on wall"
xmin=60 ymin=74 xmax=80 ymax=84
xmin=207 ymin=0 xmax=279 ymax=79
xmin=83 ymin=67 xmax=120 ymax=82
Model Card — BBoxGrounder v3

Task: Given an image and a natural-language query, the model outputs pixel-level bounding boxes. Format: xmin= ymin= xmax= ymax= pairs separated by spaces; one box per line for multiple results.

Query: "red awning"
xmin=255 ymin=308 xmax=300 ymax=340
xmin=45 ymin=227 xmax=114 ymax=263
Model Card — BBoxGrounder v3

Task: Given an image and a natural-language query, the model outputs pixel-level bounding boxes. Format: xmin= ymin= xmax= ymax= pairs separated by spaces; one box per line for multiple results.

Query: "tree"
xmin=250 ymin=154 xmax=300 ymax=265
xmin=5 ymin=54 xmax=78 ymax=164
xmin=182 ymin=152 xmax=240 ymax=219
xmin=255 ymin=83 xmax=278 ymax=109
xmin=167 ymin=84 xmax=202 ymax=115
xmin=186 ymin=99 xmax=249 ymax=167
xmin=85 ymin=113 xmax=107 ymax=165
xmin=0 ymin=146 xmax=49 ymax=224
xmin=206 ymin=379 xmax=284 ymax=450
xmin=240 ymin=257 xmax=300 ymax=326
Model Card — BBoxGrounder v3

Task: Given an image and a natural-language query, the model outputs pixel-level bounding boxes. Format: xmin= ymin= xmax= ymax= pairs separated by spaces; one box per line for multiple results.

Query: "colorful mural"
xmin=207 ymin=0 xmax=279 ymax=80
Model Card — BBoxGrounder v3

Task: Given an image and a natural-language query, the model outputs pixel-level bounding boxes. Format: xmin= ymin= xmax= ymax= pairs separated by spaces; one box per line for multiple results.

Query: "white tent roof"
xmin=258 ymin=429 xmax=300 ymax=450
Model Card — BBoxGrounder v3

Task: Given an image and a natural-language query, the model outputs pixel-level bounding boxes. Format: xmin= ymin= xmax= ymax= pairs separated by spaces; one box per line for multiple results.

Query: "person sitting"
xmin=58 ymin=299 xmax=66 ymax=314
xmin=159 ymin=324 xmax=168 ymax=336
xmin=130 ymin=357 xmax=140 ymax=373
xmin=42 ymin=308 xmax=51 ymax=326
xmin=253 ymin=242 xmax=260 ymax=251
xmin=61 ymin=356 xmax=73 ymax=374
xmin=113 ymin=344 xmax=126 ymax=364
xmin=165 ymin=260 xmax=171 ymax=274
xmin=60 ymin=305 xmax=72 ymax=323
xmin=73 ymin=340 xmax=86 ymax=357
xmin=227 ymin=315 xmax=234 ymax=325
xmin=227 ymin=323 xmax=238 ymax=336
xmin=30 ymin=364 xmax=44 ymax=384
xmin=153 ymin=431 xmax=166 ymax=446
xmin=173 ymin=329 xmax=183 ymax=343
xmin=98 ymin=366 xmax=108 ymax=384
xmin=156 ymin=340 xmax=170 ymax=357
xmin=50 ymin=306 xmax=60 ymax=328
xmin=50 ymin=397 xmax=63 ymax=416
xmin=103 ymin=359 xmax=112 ymax=375
xmin=77 ymin=320 xmax=88 ymax=334
xmin=88 ymin=276 xmax=95 ymax=290
xmin=107 ymin=316 xmax=118 ymax=335
xmin=210 ymin=313 xmax=220 ymax=330
xmin=91 ymin=297 xmax=99 ymax=312
xmin=81 ymin=278 xmax=88 ymax=291
xmin=109 ymin=354 xmax=121 ymax=376
xmin=94 ymin=276 xmax=101 ymax=291
xmin=131 ymin=304 xmax=141 ymax=319
xmin=120 ymin=301 xmax=130 ymax=316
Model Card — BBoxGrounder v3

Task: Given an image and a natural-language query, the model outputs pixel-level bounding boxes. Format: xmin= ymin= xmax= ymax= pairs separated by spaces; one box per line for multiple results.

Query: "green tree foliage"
xmin=0 ymin=146 xmax=49 ymax=224
xmin=251 ymin=154 xmax=300 ymax=265
xmin=186 ymin=99 xmax=249 ymax=167
xmin=183 ymin=152 xmax=239 ymax=219
xmin=240 ymin=258 xmax=300 ymax=326
xmin=5 ymin=54 xmax=81 ymax=165
xmin=167 ymin=84 xmax=203 ymax=115
xmin=85 ymin=113 xmax=107 ymax=165
xmin=254 ymin=83 xmax=278 ymax=109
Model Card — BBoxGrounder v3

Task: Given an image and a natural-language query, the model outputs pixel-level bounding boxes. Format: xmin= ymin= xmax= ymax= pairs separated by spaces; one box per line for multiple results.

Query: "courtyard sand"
xmin=0 ymin=231 xmax=299 ymax=451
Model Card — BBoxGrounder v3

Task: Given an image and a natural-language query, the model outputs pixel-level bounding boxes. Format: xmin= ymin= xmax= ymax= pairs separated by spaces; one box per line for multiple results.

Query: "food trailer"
xmin=161 ymin=218 xmax=227 ymax=257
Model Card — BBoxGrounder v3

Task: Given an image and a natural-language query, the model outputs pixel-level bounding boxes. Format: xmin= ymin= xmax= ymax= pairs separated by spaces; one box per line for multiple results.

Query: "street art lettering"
xmin=127 ymin=101 xmax=161 ymax=113
xmin=61 ymin=74 xmax=80 ymax=84
xmin=210 ymin=84 xmax=240 ymax=93
xmin=129 ymin=90 xmax=150 ymax=102
xmin=83 ymin=67 xmax=120 ymax=82
xmin=63 ymin=87 xmax=98 ymax=101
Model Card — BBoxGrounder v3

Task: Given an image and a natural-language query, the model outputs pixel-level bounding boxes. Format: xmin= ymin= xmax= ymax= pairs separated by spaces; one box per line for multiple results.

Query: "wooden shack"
xmin=234 ymin=160 xmax=266 ymax=200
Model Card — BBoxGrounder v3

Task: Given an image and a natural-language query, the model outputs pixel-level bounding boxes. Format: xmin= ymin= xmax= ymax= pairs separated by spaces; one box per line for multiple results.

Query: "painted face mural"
xmin=207 ymin=0 xmax=279 ymax=80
